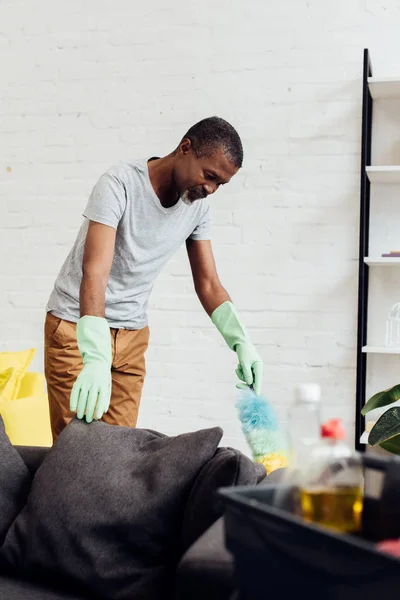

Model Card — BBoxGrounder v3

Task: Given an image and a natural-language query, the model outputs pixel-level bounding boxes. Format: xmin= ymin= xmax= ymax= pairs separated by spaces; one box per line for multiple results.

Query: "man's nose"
xmin=203 ymin=183 xmax=217 ymax=196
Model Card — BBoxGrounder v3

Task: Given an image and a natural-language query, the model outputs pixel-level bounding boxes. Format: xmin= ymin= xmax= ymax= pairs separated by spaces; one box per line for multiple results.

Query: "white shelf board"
xmin=366 ymin=165 xmax=400 ymax=183
xmin=368 ymin=77 xmax=400 ymax=99
xmin=364 ymin=257 xmax=400 ymax=266
xmin=362 ymin=345 xmax=400 ymax=354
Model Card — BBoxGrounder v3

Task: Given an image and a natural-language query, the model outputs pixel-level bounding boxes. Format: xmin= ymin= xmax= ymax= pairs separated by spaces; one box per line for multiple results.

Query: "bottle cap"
xmin=321 ymin=418 xmax=346 ymax=440
xmin=295 ymin=383 xmax=321 ymax=404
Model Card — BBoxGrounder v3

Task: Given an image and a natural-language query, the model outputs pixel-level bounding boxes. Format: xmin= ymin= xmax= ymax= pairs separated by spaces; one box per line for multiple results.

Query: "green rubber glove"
xmin=70 ymin=316 xmax=112 ymax=423
xmin=211 ymin=301 xmax=263 ymax=395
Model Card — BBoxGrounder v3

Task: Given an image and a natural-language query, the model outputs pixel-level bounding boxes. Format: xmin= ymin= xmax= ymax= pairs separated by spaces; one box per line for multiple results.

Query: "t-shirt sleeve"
xmin=83 ymin=173 xmax=127 ymax=229
xmin=189 ymin=202 xmax=212 ymax=241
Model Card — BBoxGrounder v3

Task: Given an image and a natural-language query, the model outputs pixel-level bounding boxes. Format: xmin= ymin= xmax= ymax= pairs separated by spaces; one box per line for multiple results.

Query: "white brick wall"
xmin=2 ymin=0 xmax=400 ymax=454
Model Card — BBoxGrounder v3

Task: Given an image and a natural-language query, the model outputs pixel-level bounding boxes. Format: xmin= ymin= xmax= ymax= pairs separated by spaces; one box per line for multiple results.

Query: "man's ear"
xmin=179 ymin=137 xmax=192 ymax=155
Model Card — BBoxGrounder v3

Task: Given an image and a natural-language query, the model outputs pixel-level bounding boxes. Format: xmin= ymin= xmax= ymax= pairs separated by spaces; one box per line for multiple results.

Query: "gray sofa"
xmin=0 ymin=427 xmax=267 ymax=600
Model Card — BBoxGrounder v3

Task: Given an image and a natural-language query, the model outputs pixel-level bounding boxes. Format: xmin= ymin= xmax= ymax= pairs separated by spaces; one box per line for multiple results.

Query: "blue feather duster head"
xmin=236 ymin=388 xmax=281 ymax=435
xmin=235 ymin=388 xmax=289 ymax=473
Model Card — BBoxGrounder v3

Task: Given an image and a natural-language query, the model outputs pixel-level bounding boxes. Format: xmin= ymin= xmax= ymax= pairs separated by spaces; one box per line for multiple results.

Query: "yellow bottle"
xmin=299 ymin=419 xmax=364 ymax=534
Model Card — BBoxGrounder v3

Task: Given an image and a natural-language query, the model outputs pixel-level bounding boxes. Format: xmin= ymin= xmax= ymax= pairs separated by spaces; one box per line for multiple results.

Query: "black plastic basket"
xmin=218 ymin=482 xmax=400 ymax=600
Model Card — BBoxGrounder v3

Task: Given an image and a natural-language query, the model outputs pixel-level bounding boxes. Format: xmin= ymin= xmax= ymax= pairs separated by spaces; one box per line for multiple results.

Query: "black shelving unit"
xmin=355 ymin=48 xmax=373 ymax=452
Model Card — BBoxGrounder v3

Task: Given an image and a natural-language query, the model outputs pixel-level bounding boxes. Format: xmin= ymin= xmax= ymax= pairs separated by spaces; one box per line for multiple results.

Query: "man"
xmin=45 ymin=116 xmax=263 ymax=441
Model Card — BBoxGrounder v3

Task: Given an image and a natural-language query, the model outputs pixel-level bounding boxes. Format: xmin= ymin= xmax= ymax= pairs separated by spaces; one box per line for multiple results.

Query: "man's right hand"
xmin=70 ymin=315 xmax=112 ymax=423
xmin=70 ymin=362 xmax=111 ymax=422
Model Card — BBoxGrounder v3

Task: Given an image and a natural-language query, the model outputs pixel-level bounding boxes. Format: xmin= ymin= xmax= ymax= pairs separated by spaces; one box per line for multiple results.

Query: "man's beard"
xmin=181 ymin=186 xmax=207 ymax=205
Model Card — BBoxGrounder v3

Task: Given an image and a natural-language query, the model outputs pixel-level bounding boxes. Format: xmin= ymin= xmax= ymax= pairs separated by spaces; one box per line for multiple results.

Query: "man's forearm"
xmin=196 ymin=279 xmax=231 ymax=317
xmin=79 ymin=272 xmax=107 ymax=318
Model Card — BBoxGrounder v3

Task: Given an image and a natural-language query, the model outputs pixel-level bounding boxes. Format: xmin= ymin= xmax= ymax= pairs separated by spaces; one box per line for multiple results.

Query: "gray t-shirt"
xmin=46 ymin=158 xmax=212 ymax=329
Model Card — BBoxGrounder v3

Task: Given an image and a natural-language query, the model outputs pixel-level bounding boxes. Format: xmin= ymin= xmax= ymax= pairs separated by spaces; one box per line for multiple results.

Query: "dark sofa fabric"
xmin=174 ymin=517 xmax=234 ymax=600
xmin=0 ymin=573 xmax=92 ymax=600
xmin=180 ymin=447 xmax=266 ymax=554
xmin=3 ymin=418 xmax=224 ymax=600
xmin=0 ymin=416 xmax=31 ymax=546
xmin=1 ymin=421 xmax=269 ymax=600
xmin=14 ymin=446 xmax=50 ymax=476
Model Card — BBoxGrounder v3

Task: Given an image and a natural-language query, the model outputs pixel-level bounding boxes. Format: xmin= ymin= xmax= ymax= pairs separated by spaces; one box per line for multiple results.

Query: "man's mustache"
xmin=189 ymin=187 xmax=207 ymax=199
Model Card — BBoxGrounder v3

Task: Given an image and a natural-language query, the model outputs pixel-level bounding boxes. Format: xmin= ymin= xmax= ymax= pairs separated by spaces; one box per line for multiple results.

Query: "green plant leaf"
xmin=379 ymin=435 xmax=400 ymax=455
xmin=361 ymin=384 xmax=400 ymax=416
xmin=368 ymin=407 xmax=400 ymax=446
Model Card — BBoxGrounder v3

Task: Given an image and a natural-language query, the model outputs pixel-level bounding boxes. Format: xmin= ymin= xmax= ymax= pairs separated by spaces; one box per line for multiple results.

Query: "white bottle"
xmin=273 ymin=383 xmax=322 ymax=512
xmin=286 ymin=383 xmax=322 ymax=468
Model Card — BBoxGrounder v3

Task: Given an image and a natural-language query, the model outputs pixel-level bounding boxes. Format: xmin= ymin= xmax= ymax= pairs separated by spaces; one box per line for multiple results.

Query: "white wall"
xmin=2 ymin=0 xmax=400 ymax=454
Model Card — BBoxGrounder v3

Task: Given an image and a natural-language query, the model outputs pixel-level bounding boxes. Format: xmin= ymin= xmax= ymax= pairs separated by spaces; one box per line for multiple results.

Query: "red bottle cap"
xmin=321 ymin=418 xmax=346 ymax=440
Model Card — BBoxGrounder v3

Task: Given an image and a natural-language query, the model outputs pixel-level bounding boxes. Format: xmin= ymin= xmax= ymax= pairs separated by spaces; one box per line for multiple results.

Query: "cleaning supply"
xmin=298 ymin=419 xmax=364 ymax=533
xmin=286 ymin=382 xmax=321 ymax=465
xmin=70 ymin=316 xmax=112 ymax=423
xmin=236 ymin=387 xmax=288 ymax=475
xmin=272 ymin=384 xmax=364 ymax=533
xmin=211 ymin=301 xmax=263 ymax=395
xmin=273 ymin=382 xmax=322 ymax=512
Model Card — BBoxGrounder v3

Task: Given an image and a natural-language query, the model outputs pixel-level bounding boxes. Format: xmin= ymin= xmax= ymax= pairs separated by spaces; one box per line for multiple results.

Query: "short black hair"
xmin=182 ymin=116 xmax=243 ymax=168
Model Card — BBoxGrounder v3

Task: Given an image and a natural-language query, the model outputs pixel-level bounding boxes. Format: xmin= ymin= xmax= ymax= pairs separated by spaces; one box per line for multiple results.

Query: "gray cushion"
xmin=2 ymin=417 xmax=223 ymax=600
xmin=0 ymin=416 xmax=31 ymax=546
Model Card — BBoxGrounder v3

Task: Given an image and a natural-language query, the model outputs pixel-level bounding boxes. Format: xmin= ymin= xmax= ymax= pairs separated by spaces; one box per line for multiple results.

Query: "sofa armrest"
xmin=174 ymin=517 xmax=236 ymax=600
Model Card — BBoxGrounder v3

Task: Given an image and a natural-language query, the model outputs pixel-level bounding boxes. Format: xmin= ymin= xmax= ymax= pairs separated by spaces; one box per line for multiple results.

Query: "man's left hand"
xmin=235 ymin=341 xmax=263 ymax=395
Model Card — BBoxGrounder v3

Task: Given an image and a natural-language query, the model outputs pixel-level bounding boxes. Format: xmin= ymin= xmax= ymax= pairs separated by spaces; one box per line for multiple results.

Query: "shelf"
xmin=368 ymin=76 xmax=400 ymax=99
xmin=366 ymin=166 xmax=400 ymax=183
xmin=362 ymin=345 xmax=400 ymax=354
xmin=355 ymin=52 xmax=400 ymax=452
xmin=364 ymin=257 xmax=400 ymax=266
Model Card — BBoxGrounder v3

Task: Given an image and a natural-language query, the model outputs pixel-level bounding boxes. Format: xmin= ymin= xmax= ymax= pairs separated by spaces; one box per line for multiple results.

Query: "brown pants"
xmin=44 ymin=312 xmax=150 ymax=442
